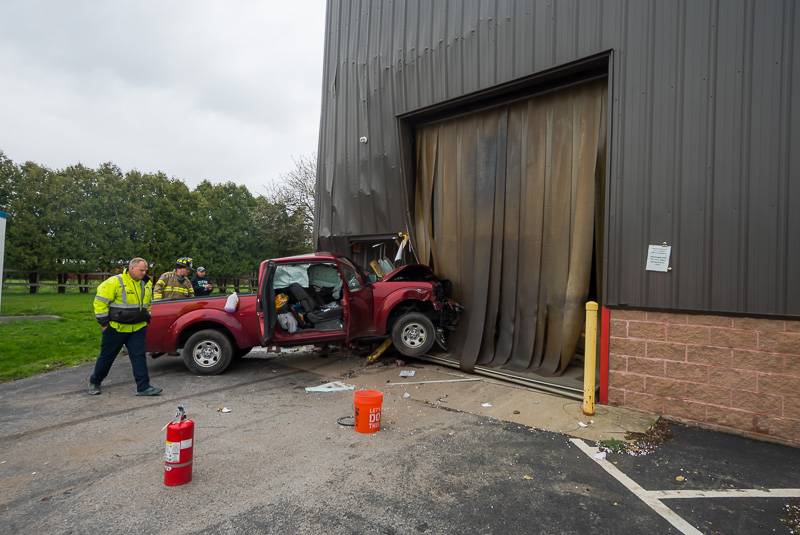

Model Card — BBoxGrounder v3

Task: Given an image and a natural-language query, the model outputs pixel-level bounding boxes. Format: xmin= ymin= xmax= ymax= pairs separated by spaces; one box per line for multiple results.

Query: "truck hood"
xmin=382 ymin=264 xmax=438 ymax=282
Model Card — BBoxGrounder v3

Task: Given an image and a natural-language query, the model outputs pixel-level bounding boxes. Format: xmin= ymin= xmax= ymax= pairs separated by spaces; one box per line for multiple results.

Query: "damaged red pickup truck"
xmin=145 ymin=253 xmax=461 ymax=375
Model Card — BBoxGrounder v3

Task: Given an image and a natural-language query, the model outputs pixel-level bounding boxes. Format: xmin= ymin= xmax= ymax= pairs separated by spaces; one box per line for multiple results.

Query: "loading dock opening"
xmin=400 ymin=63 xmax=610 ymax=397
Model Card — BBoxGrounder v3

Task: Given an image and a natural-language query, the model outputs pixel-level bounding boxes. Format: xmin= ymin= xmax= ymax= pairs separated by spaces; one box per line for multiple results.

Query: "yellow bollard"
xmin=582 ymin=301 xmax=599 ymax=416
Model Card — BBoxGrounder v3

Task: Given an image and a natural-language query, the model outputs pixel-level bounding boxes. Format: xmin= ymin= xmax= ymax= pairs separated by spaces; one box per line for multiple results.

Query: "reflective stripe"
xmin=95 ymin=313 xmax=109 ymax=318
xmin=162 ymin=286 xmax=190 ymax=294
xmin=117 ymin=274 xmax=147 ymax=308
xmin=109 ymin=303 xmax=146 ymax=309
xmin=94 ymin=295 xmax=111 ymax=304
xmin=116 ymin=275 xmax=127 ymax=304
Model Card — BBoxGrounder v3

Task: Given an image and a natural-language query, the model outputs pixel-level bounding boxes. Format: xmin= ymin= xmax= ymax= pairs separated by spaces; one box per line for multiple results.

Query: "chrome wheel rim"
xmin=193 ymin=340 xmax=221 ymax=368
xmin=401 ymin=322 xmax=427 ymax=349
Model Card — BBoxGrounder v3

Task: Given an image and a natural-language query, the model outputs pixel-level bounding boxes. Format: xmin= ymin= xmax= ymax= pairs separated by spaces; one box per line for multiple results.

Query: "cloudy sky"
xmin=0 ymin=1 xmax=327 ymax=194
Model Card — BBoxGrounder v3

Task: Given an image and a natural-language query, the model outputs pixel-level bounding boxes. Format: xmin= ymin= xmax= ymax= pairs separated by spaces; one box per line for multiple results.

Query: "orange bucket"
xmin=353 ymin=389 xmax=383 ymax=433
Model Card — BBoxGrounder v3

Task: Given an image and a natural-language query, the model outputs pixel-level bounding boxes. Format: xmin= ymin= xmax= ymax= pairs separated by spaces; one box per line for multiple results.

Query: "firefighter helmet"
xmin=175 ymin=257 xmax=193 ymax=270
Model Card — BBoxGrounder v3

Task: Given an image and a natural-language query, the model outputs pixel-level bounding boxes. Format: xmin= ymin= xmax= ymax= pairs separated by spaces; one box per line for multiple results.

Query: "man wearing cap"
xmin=191 ymin=266 xmax=214 ymax=297
xmin=153 ymin=257 xmax=195 ymax=300
xmin=89 ymin=257 xmax=162 ymax=396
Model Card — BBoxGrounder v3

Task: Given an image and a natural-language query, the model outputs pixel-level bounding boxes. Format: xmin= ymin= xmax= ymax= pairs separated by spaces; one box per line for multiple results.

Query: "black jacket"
xmin=191 ymin=274 xmax=213 ymax=296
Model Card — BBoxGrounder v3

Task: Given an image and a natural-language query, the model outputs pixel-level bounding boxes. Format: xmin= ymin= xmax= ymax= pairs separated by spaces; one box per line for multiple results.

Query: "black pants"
xmin=90 ymin=326 xmax=151 ymax=392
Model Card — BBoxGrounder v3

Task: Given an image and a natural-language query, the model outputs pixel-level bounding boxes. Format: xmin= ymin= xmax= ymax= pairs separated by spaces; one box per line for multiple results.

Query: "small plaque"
xmin=646 ymin=245 xmax=671 ymax=272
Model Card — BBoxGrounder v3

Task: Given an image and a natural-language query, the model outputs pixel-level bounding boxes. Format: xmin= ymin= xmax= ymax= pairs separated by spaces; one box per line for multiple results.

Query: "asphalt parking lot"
xmin=0 ymin=350 xmax=798 ymax=534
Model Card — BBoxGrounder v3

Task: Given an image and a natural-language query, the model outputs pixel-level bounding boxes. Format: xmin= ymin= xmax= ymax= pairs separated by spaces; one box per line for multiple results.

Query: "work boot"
xmin=88 ymin=383 xmax=101 ymax=395
xmin=136 ymin=386 xmax=163 ymax=396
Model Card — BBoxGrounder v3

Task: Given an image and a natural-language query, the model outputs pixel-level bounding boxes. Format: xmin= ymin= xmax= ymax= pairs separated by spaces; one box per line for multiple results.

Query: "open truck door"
xmin=257 ymin=260 xmax=277 ymax=345
xmin=338 ymin=258 xmax=374 ymax=339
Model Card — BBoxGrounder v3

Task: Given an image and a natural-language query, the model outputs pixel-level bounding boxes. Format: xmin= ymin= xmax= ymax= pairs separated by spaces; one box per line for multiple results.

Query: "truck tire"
xmin=182 ymin=329 xmax=234 ymax=375
xmin=391 ymin=312 xmax=436 ymax=357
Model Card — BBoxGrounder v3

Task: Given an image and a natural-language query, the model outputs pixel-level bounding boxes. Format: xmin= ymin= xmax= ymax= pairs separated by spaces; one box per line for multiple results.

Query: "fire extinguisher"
xmin=164 ymin=405 xmax=194 ymax=486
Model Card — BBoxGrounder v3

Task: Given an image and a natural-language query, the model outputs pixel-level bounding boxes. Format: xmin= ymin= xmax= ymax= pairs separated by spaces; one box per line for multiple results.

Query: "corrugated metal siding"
xmin=316 ymin=0 xmax=800 ymax=317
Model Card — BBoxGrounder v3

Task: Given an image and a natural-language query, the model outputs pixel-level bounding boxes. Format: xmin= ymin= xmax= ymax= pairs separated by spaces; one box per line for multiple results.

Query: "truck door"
xmin=339 ymin=259 xmax=374 ymax=339
xmin=258 ymin=261 xmax=277 ymax=344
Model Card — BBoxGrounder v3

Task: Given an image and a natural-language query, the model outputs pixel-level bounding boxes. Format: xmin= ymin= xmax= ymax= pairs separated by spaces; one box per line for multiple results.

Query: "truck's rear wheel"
xmin=182 ymin=329 xmax=233 ymax=375
xmin=391 ymin=312 xmax=435 ymax=357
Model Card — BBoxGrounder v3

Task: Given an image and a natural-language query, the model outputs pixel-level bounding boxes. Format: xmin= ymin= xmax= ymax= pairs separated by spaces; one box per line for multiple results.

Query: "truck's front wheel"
xmin=182 ymin=329 xmax=233 ymax=375
xmin=391 ymin=312 xmax=436 ymax=357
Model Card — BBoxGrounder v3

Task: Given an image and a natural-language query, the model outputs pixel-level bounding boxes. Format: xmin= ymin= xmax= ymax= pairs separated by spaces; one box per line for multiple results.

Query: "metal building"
xmin=315 ymin=0 xmax=800 ymax=442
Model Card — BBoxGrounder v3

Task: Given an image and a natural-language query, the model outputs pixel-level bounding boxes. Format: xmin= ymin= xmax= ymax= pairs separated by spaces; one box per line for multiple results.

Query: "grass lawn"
xmin=0 ymin=293 xmax=99 ymax=382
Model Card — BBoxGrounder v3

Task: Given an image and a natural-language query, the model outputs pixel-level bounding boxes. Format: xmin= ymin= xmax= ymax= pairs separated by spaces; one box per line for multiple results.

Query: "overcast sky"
xmin=0 ymin=1 xmax=327 ymax=194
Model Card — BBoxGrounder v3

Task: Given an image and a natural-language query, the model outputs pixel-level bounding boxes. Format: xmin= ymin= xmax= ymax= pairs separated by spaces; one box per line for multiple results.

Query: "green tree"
xmin=0 ymin=151 xmax=18 ymax=210
xmin=191 ymin=181 xmax=258 ymax=279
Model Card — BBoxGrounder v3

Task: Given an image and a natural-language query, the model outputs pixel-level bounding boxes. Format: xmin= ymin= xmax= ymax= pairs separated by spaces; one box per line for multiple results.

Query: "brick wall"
xmin=607 ymin=309 xmax=800 ymax=446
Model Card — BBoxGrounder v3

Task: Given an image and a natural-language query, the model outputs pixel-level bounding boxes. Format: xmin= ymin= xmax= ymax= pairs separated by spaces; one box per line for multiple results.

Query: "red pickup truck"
xmin=145 ymin=252 xmax=461 ymax=375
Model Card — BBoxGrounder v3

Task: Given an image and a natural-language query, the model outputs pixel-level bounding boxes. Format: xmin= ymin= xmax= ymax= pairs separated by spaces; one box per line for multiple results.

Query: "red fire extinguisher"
xmin=164 ymin=405 xmax=194 ymax=486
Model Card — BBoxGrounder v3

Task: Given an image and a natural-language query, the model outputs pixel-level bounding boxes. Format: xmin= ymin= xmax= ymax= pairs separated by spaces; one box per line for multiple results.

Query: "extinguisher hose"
xmin=336 ymin=416 xmax=355 ymax=427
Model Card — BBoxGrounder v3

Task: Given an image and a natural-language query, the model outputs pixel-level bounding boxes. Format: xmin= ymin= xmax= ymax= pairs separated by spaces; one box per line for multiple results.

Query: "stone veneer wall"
xmin=608 ymin=309 xmax=800 ymax=446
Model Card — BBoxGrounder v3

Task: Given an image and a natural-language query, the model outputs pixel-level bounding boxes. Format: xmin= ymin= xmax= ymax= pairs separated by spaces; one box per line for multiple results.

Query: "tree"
xmin=267 ymin=154 xmax=316 ymax=242
xmin=0 ymin=151 xmax=17 ymax=210
xmin=192 ymin=180 xmax=258 ymax=281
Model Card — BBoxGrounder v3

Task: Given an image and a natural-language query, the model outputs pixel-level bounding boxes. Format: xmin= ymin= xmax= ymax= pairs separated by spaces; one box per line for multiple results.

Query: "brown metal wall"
xmin=315 ymin=0 xmax=800 ymax=317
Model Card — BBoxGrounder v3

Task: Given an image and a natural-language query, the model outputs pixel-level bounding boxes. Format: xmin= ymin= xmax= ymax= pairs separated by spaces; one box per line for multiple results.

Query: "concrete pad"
xmin=289 ymin=353 xmax=657 ymax=443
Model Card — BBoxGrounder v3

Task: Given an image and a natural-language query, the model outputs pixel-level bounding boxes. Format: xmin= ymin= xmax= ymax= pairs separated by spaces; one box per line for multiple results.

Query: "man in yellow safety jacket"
xmin=154 ymin=257 xmax=195 ymax=300
xmin=89 ymin=257 xmax=162 ymax=396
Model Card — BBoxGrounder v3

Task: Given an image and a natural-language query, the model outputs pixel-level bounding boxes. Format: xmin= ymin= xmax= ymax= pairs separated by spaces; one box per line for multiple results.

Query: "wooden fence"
xmin=1 ymin=270 xmax=259 ymax=294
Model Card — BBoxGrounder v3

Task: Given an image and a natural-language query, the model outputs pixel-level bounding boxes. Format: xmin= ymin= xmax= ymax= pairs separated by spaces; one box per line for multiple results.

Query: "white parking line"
xmin=571 ymin=438 xmax=800 ymax=534
xmin=651 ymin=488 xmax=800 ymax=499
xmin=570 ymin=438 xmax=703 ymax=535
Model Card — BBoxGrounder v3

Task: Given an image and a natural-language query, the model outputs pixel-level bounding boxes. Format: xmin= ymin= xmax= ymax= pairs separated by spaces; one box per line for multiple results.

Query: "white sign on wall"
xmin=0 ymin=211 xmax=6 ymax=314
xmin=645 ymin=244 xmax=672 ymax=272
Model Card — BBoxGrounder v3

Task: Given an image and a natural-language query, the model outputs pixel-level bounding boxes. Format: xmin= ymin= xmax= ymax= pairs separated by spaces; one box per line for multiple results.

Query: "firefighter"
xmin=89 ymin=257 xmax=162 ymax=396
xmin=154 ymin=257 xmax=195 ymax=300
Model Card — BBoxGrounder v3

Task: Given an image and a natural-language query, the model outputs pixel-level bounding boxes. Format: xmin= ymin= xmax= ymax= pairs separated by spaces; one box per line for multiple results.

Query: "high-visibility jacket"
xmin=93 ymin=270 xmax=153 ymax=333
xmin=154 ymin=270 xmax=195 ymax=300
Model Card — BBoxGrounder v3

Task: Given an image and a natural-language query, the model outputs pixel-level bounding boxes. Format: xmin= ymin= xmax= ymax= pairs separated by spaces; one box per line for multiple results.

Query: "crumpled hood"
xmin=382 ymin=264 xmax=437 ymax=282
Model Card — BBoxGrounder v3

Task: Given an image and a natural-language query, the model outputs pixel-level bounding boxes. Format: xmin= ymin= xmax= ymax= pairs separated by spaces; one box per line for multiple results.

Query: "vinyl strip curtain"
xmin=414 ymin=79 xmax=607 ymax=376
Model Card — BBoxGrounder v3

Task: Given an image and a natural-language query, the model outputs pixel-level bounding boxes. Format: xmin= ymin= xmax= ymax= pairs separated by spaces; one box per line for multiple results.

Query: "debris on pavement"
xmin=513 ymin=410 xmax=520 ymax=414
xmin=437 ymin=395 xmax=448 ymax=403
xmin=781 ymin=502 xmax=800 ymax=535
xmin=366 ymin=339 xmax=393 ymax=364
xmin=675 ymin=475 xmax=685 ymax=482
xmin=403 ymin=392 xmax=411 ymax=399
xmin=395 ymin=359 xmax=406 ymax=367
xmin=481 ymin=402 xmax=493 ymax=408
xmin=305 ymin=381 xmax=355 ymax=393
xmin=593 ymin=451 xmax=607 ymax=460
xmin=385 ymin=378 xmax=481 ymax=386
xmin=596 ymin=420 xmax=672 ymax=457
xmin=522 ymin=474 xmax=533 ymax=480
xmin=217 ymin=407 xmax=232 ymax=413
xmin=578 ymin=421 xmax=590 ymax=428
xmin=625 ymin=419 xmax=673 ymax=456
xmin=399 ymin=370 xmax=416 ymax=377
